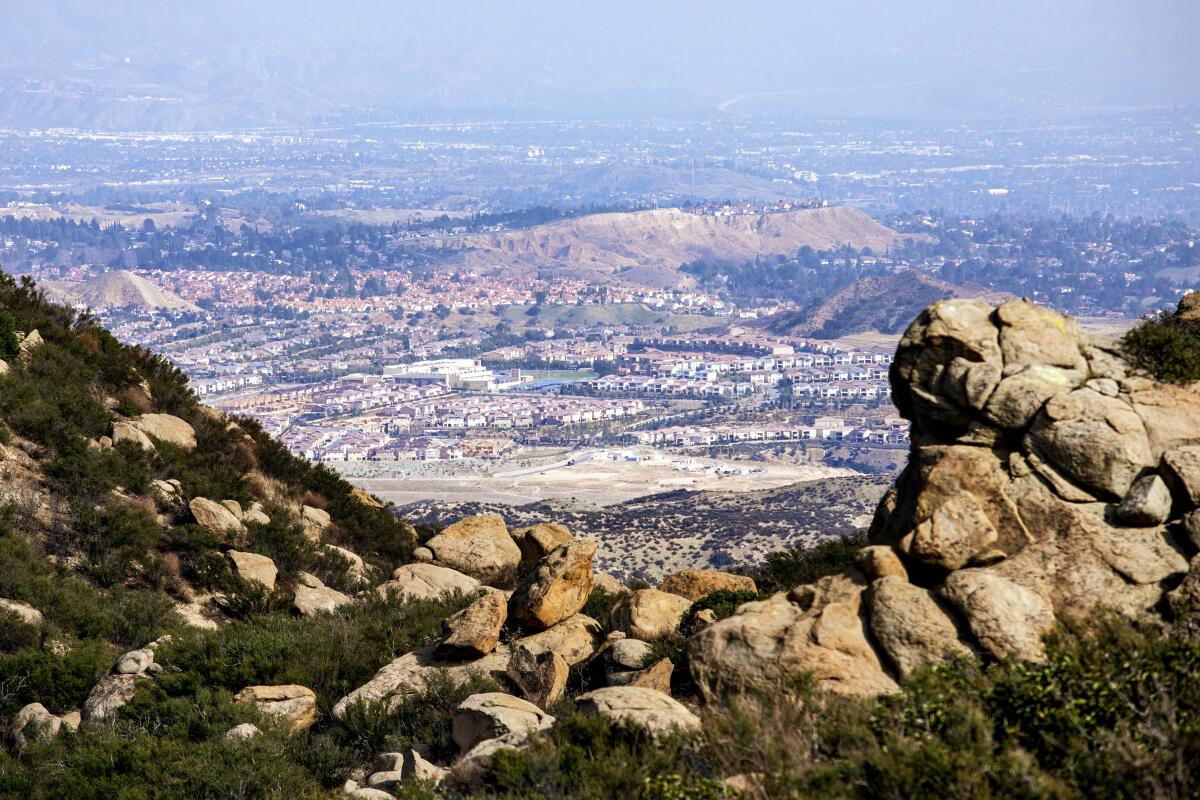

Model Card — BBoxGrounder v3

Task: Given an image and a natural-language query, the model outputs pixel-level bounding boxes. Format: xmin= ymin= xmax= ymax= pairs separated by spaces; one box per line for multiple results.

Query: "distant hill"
xmin=430 ymin=205 xmax=919 ymax=288
xmin=43 ymin=270 xmax=199 ymax=313
xmin=762 ymin=271 xmax=1012 ymax=339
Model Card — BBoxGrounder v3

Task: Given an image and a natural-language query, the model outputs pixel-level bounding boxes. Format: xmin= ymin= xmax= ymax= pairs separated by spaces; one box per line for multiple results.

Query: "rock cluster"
xmin=690 ymin=298 xmax=1200 ymax=701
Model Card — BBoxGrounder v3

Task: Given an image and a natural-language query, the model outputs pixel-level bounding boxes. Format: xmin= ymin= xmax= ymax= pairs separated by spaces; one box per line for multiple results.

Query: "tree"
xmin=0 ymin=311 xmax=17 ymax=360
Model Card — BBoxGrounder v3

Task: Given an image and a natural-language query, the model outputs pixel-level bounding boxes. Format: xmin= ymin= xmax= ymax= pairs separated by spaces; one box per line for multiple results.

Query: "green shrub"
xmin=1122 ymin=307 xmax=1200 ymax=382
xmin=750 ymin=531 xmax=867 ymax=595
xmin=0 ymin=639 xmax=113 ymax=716
xmin=0 ymin=309 xmax=18 ymax=360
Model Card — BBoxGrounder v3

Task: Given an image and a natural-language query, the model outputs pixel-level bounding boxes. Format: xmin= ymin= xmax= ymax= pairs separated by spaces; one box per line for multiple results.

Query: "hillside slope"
xmin=42 ymin=270 xmax=200 ymax=313
xmin=762 ymin=271 xmax=1013 ymax=338
xmin=432 ymin=205 xmax=919 ymax=287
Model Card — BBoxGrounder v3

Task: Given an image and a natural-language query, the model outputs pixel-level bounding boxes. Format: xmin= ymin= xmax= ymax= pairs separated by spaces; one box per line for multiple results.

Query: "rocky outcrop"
xmin=190 ymin=497 xmax=247 ymax=540
xmin=293 ymin=572 xmax=353 ymax=616
xmin=451 ymin=692 xmax=554 ymax=752
xmin=0 ymin=597 xmax=44 ymax=626
xmin=377 ymin=563 xmax=481 ymax=601
xmin=129 ymin=413 xmax=196 ymax=451
xmin=658 ymin=568 xmax=756 ymax=601
xmin=575 ymin=686 xmax=700 ymax=736
xmin=300 ymin=505 xmax=331 ymax=543
xmin=692 ymin=297 xmax=1200 ymax=703
xmin=437 ymin=587 xmax=508 ymax=658
xmin=508 ymin=539 xmax=596 ymax=629
xmin=610 ymin=589 xmax=692 ymax=640
xmin=226 ymin=550 xmax=278 ymax=592
xmin=510 ymin=522 xmax=573 ymax=565
xmin=423 ymin=514 xmax=522 ymax=586
xmin=82 ymin=673 xmax=143 ymax=727
xmin=332 ymin=644 xmax=512 ymax=720
xmin=506 ymin=644 xmax=569 ymax=708
xmin=233 ymin=684 xmax=318 ymax=733
xmin=513 ymin=613 xmax=605 ymax=666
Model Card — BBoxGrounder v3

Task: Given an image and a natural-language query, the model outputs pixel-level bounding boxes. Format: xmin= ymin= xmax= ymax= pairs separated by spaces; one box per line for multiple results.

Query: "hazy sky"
xmin=2 ymin=0 xmax=1197 ymax=126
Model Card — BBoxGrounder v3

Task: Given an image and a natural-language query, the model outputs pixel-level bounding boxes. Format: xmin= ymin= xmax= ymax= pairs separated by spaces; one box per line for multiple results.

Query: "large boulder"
xmin=300 ymin=505 xmax=331 ymax=543
xmin=1026 ymin=388 xmax=1155 ymax=499
xmin=689 ymin=572 xmax=897 ymax=702
xmin=332 ymin=644 xmax=512 ymax=720
xmin=505 ymin=644 xmax=569 ymax=708
xmin=438 ymin=588 xmax=508 ymax=659
xmin=112 ymin=421 xmax=156 ymax=452
xmin=510 ymin=522 xmax=573 ymax=565
xmin=658 ymin=568 xmax=757 ymax=601
xmin=451 ymin=692 xmax=554 ymax=752
xmin=868 ymin=576 xmax=973 ymax=679
xmin=424 ymin=514 xmax=522 ymax=586
xmin=293 ymin=572 xmax=353 ymax=616
xmin=513 ymin=613 xmax=605 ymax=666
xmin=1115 ymin=474 xmax=1173 ymax=526
xmin=190 ymin=497 xmax=247 ymax=540
xmin=0 ymin=598 xmax=44 ymax=626
xmin=377 ymin=563 xmax=481 ymax=602
xmin=13 ymin=703 xmax=63 ymax=748
xmin=575 ymin=687 xmax=700 ymax=736
xmin=940 ymin=569 xmax=1055 ymax=663
xmin=131 ymin=413 xmax=196 ymax=451
xmin=610 ymin=589 xmax=693 ymax=641
xmin=82 ymin=673 xmax=143 ymax=727
xmin=1163 ymin=445 xmax=1200 ymax=507
xmin=508 ymin=539 xmax=596 ymax=629
xmin=233 ymin=684 xmax=318 ymax=733
xmin=226 ymin=550 xmax=278 ymax=592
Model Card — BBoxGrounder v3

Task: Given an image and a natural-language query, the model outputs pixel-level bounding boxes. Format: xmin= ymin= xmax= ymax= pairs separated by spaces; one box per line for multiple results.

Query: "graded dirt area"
xmin=336 ymin=447 xmax=852 ymax=508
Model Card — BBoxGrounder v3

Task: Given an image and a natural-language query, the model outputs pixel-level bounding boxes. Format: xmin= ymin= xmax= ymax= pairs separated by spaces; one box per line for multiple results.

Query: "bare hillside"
xmin=762 ymin=271 xmax=1012 ymax=338
xmin=431 ymin=205 xmax=919 ymax=287
xmin=43 ymin=270 xmax=199 ymax=312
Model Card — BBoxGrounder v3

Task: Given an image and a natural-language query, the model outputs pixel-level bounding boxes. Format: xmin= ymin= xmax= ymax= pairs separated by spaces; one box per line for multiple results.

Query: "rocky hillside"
xmin=431 ymin=206 xmax=919 ymax=288
xmin=2 ymin=278 xmax=1199 ymax=798
xmin=762 ymin=271 xmax=1012 ymax=338
xmin=400 ymin=473 xmax=892 ymax=582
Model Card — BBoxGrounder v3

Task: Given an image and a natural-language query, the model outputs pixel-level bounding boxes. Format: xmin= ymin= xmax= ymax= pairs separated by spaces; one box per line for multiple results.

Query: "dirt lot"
xmin=335 ymin=447 xmax=851 ymax=507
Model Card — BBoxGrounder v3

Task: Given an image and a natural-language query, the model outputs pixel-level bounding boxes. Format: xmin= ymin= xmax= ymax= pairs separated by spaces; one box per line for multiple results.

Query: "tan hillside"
xmin=763 ymin=271 xmax=1013 ymax=338
xmin=433 ymin=205 xmax=921 ymax=287
xmin=43 ymin=270 xmax=199 ymax=312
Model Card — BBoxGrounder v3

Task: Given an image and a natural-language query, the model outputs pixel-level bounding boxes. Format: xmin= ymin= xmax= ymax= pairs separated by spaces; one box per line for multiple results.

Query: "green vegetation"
xmin=1123 ymin=305 xmax=1200 ymax=383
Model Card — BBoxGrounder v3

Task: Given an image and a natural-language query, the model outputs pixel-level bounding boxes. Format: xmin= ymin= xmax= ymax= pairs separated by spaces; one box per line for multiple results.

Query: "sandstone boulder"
xmin=13 ymin=703 xmax=62 ymax=748
xmin=513 ymin=613 xmax=604 ymax=666
xmin=293 ymin=572 xmax=353 ymax=616
xmin=689 ymin=572 xmax=897 ymax=701
xmin=112 ymin=421 xmax=156 ymax=452
xmin=300 ymin=505 xmax=331 ymax=544
xmin=575 ymin=686 xmax=700 ymax=736
xmin=854 ymin=545 xmax=908 ymax=582
xmin=424 ymin=514 xmax=522 ymax=586
xmin=994 ymin=299 xmax=1086 ymax=373
xmin=610 ymin=589 xmax=692 ymax=641
xmin=226 ymin=550 xmax=278 ymax=592
xmin=658 ymin=568 xmax=756 ymax=601
xmin=190 ymin=497 xmax=247 ymax=540
xmin=0 ymin=598 xmax=44 ymax=626
xmin=452 ymin=692 xmax=554 ymax=752
xmin=510 ymin=522 xmax=573 ymax=564
xmin=901 ymin=493 xmax=999 ymax=571
xmin=607 ymin=637 xmax=654 ymax=671
xmin=438 ymin=587 xmax=508 ymax=659
xmin=1026 ymin=388 xmax=1155 ymax=499
xmin=332 ymin=644 xmax=512 ymax=720
xmin=1163 ymin=445 xmax=1200 ymax=507
xmin=984 ymin=364 xmax=1079 ymax=430
xmin=233 ymin=684 xmax=318 ymax=733
xmin=868 ymin=576 xmax=972 ymax=679
xmin=377 ymin=563 xmax=481 ymax=602
xmin=82 ymin=673 xmax=142 ymax=727
xmin=505 ymin=644 xmax=568 ymax=708
xmin=941 ymin=569 xmax=1055 ymax=662
xmin=242 ymin=502 xmax=271 ymax=526
xmin=324 ymin=543 xmax=371 ymax=584
xmin=508 ymin=539 xmax=596 ymax=629
xmin=115 ymin=648 xmax=155 ymax=675
xmin=131 ymin=413 xmax=196 ymax=451
xmin=224 ymin=723 xmax=262 ymax=741
xmin=450 ymin=729 xmax=537 ymax=788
